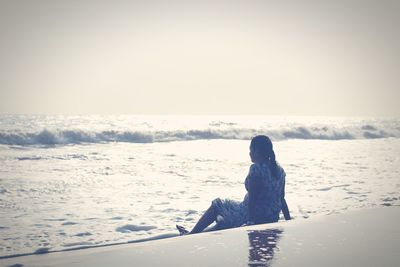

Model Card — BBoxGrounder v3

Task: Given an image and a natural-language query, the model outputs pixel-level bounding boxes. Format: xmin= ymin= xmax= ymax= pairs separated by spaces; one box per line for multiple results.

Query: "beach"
xmin=2 ymin=0 xmax=400 ymax=265
xmin=1 ymin=115 xmax=400 ymax=258
xmin=1 ymin=207 xmax=399 ymax=267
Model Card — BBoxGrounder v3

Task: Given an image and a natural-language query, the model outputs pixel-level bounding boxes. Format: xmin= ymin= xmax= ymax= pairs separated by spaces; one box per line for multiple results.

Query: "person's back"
xmin=245 ymin=162 xmax=285 ymax=223
xmin=176 ymin=135 xmax=290 ymax=236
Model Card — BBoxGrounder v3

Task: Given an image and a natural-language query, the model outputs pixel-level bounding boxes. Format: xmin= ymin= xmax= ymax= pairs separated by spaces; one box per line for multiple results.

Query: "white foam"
xmin=0 ymin=124 xmax=398 ymax=146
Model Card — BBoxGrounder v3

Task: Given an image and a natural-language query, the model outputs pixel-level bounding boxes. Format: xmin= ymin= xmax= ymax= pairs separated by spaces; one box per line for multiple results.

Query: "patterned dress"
xmin=211 ymin=162 xmax=286 ymax=229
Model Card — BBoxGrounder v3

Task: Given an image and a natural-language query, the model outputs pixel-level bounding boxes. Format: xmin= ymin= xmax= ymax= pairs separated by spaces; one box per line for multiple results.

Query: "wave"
xmin=0 ymin=129 xmax=154 ymax=146
xmin=0 ymin=124 xmax=398 ymax=146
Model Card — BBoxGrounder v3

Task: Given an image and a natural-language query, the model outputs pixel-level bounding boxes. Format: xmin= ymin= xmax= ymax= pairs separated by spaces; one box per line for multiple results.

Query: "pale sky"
xmin=0 ymin=0 xmax=399 ymax=116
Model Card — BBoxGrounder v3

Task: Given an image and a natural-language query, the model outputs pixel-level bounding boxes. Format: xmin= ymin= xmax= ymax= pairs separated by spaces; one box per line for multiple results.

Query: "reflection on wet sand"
xmin=247 ymin=229 xmax=283 ymax=266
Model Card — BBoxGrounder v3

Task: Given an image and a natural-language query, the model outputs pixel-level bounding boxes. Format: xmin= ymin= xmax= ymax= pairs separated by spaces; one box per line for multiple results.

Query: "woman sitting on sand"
xmin=177 ymin=135 xmax=291 ymax=235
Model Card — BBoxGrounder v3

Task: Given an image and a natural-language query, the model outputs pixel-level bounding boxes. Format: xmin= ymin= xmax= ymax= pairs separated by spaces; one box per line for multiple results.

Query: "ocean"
xmin=0 ymin=115 xmax=399 ymax=258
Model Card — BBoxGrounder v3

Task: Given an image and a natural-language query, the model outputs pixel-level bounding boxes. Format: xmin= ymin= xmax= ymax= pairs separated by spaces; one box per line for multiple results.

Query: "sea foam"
xmin=1 ymin=115 xmax=398 ymax=146
xmin=0 ymin=124 xmax=397 ymax=145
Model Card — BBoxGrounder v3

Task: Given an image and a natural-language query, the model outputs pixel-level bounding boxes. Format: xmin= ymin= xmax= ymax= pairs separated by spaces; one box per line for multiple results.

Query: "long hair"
xmin=250 ymin=135 xmax=278 ymax=177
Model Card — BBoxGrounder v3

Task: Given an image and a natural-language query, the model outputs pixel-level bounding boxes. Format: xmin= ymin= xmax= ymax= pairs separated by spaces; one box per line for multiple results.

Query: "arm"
xmin=281 ymin=198 xmax=291 ymax=220
xmin=281 ymin=180 xmax=291 ymax=220
xmin=248 ymin=176 xmax=262 ymax=223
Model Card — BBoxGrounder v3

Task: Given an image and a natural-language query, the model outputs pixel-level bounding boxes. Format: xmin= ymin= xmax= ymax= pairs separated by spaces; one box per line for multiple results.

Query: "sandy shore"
xmin=2 ymin=207 xmax=399 ymax=267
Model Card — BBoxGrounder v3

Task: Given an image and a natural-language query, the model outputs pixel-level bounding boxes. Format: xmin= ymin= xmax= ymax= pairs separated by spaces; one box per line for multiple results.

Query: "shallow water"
xmin=0 ymin=115 xmax=399 ymax=257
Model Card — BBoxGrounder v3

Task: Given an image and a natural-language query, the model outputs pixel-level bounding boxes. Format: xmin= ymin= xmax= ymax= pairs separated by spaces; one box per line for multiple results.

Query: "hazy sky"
xmin=0 ymin=0 xmax=399 ymax=116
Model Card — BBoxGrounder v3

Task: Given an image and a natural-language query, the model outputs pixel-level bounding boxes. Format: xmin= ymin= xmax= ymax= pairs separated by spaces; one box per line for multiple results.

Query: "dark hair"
xmin=250 ymin=135 xmax=278 ymax=177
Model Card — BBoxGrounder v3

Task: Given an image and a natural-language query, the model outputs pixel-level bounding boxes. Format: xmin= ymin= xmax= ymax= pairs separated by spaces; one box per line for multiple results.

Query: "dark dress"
xmin=212 ymin=162 xmax=286 ymax=229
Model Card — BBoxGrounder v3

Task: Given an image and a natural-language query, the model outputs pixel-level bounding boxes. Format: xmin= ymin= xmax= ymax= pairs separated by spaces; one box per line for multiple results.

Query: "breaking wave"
xmin=0 ymin=124 xmax=398 ymax=146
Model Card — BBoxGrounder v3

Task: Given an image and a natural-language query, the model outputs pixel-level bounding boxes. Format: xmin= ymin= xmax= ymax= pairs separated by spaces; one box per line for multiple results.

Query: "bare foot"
xmin=176 ymin=225 xmax=189 ymax=235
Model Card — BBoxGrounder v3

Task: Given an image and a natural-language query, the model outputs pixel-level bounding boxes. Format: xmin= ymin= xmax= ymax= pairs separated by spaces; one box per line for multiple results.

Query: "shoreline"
xmin=2 ymin=206 xmax=399 ymax=267
xmin=0 ymin=206 xmax=358 ymax=260
xmin=0 ymin=232 xmax=180 ymax=260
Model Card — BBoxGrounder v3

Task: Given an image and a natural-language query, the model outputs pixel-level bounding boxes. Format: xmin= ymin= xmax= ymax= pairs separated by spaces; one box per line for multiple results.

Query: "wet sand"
xmin=2 ymin=207 xmax=399 ymax=267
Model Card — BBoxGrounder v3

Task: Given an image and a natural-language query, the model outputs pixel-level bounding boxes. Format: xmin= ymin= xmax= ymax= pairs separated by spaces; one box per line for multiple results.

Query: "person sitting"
xmin=176 ymin=135 xmax=291 ymax=235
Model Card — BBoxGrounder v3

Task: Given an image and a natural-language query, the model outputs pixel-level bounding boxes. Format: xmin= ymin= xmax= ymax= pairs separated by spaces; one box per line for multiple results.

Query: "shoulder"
xmin=247 ymin=164 xmax=264 ymax=188
xmin=248 ymin=163 xmax=261 ymax=177
xmin=248 ymin=163 xmax=269 ymax=178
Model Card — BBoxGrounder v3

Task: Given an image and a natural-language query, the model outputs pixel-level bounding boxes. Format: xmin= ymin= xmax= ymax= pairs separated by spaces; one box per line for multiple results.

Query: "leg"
xmin=190 ymin=205 xmax=217 ymax=234
xmin=202 ymin=224 xmax=219 ymax=232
